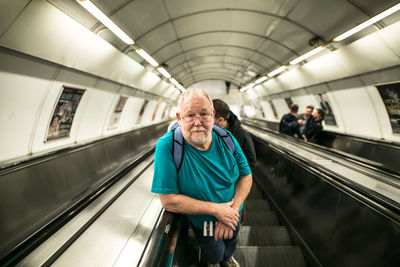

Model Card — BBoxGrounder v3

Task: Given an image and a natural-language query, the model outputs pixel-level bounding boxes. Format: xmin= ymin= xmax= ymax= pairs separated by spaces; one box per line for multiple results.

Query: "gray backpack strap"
xmin=212 ymin=125 xmax=236 ymax=155
xmin=172 ymin=126 xmax=184 ymax=172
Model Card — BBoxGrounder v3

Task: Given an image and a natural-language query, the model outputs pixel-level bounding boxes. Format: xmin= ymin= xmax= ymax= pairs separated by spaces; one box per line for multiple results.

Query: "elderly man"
xmin=151 ymin=88 xmax=252 ymax=267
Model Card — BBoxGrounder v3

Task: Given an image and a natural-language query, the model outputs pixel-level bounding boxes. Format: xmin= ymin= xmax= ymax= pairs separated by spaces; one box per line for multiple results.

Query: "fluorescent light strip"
xmin=255 ymin=76 xmax=268 ymax=84
xmin=240 ymin=82 xmax=256 ymax=92
xmin=177 ymin=84 xmax=186 ymax=92
xmin=290 ymin=47 xmax=325 ymax=64
xmin=334 ymin=3 xmax=400 ymax=41
xmin=247 ymin=82 xmax=256 ymax=89
xmin=136 ymin=49 xmax=158 ymax=67
xmin=170 ymin=78 xmax=179 ymax=86
xmin=268 ymin=66 xmax=287 ymax=77
xmin=76 ymin=0 xmax=134 ymax=45
xmin=157 ymin=67 xmax=171 ymax=79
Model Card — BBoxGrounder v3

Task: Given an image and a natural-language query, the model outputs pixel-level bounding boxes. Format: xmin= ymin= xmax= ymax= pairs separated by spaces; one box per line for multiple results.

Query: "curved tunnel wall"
xmin=0 ymin=47 xmax=174 ymax=163
xmin=243 ymin=20 xmax=400 ymax=143
xmin=0 ymin=0 xmax=181 ymax=164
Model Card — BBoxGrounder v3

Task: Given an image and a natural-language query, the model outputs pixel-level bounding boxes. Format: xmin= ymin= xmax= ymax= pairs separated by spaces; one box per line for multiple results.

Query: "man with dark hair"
xmin=279 ymin=104 xmax=301 ymax=137
xmin=213 ymin=99 xmax=256 ymax=171
xmin=298 ymin=105 xmax=314 ymax=139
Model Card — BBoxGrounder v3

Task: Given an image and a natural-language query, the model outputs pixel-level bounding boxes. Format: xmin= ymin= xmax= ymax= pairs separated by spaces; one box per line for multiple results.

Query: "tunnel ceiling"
xmin=55 ymin=0 xmax=400 ymax=89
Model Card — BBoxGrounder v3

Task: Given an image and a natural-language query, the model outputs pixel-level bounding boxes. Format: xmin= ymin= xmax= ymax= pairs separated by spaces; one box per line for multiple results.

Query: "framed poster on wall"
xmin=269 ymin=100 xmax=278 ymax=119
xmin=108 ymin=96 xmax=128 ymax=130
xmin=46 ymin=86 xmax=85 ymax=141
xmin=315 ymin=92 xmax=337 ymax=126
xmin=377 ymin=82 xmax=400 ymax=134
xmin=136 ymin=100 xmax=149 ymax=124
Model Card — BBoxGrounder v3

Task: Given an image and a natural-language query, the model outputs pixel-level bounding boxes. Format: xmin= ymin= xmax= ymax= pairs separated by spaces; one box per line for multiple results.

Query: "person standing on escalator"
xmin=152 ymin=88 xmax=252 ymax=267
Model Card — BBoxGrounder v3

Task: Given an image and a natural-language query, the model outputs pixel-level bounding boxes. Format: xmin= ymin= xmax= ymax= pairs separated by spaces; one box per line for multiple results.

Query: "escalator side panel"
xmin=254 ymin=137 xmax=400 ymax=267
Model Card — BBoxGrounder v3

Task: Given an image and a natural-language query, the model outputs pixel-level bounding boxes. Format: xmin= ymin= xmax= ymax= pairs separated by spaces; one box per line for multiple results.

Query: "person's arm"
xmin=214 ymin=173 xmax=252 ymax=240
xmin=231 ymin=173 xmax=252 ymax=212
xmin=159 ymin=194 xmax=239 ymax=230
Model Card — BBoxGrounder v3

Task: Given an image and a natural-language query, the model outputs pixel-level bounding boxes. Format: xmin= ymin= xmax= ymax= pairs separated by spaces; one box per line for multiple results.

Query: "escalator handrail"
xmin=244 ymin=117 xmax=400 ymax=148
xmin=0 ymin=120 xmax=170 ymax=173
xmin=244 ymin=120 xmax=400 ymax=181
xmin=138 ymin=209 xmax=180 ymax=267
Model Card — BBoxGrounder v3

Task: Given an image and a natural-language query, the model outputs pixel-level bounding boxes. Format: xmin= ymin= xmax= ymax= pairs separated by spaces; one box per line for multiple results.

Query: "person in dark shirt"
xmin=304 ymin=108 xmax=325 ymax=143
xmin=279 ymin=104 xmax=302 ymax=138
xmin=298 ymin=105 xmax=314 ymax=139
xmin=213 ymin=99 xmax=256 ymax=171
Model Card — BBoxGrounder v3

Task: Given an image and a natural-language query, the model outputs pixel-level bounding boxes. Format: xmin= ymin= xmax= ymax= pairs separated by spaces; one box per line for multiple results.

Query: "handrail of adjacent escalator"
xmin=0 ymin=120 xmax=170 ymax=172
xmin=244 ymin=119 xmax=400 ymax=180
xmin=253 ymin=134 xmax=400 ymax=225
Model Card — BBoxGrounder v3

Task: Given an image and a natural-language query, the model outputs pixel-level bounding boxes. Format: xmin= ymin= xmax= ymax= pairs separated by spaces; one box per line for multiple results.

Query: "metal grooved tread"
xmin=234 ymin=246 xmax=306 ymax=267
xmin=236 ymin=185 xmax=307 ymax=267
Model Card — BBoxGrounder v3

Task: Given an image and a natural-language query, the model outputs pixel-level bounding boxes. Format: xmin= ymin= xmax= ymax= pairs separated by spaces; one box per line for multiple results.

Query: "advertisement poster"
xmin=315 ymin=92 xmax=337 ymax=126
xmin=269 ymin=100 xmax=278 ymax=119
xmin=377 ymin=83 xmax=400 ymax=134
xmin=161 ymin=104 xmax=170 ymax=119
xmin=136 ymin=100 xmax=149 ymax=124
xmin=46 ymin=86 xmax=85 ymax=141
xmin=251 ymin=99 xmax=265 ymax=118
xmin=108 ymin=96 xmax=128 ymax=130
xmin=152 ymin=100 xmax=161 ymax=121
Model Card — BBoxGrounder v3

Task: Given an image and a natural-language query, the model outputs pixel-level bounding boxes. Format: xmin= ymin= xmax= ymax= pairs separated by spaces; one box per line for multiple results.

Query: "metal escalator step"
xmin=238 ymin=226 xmax=292 ymax=246
xmin=247 ymin=186 xmax=264 ymax=199
xmin=245 ymin=199 xmax=271 ymax=210
xmin=242 ymin=211 xmax=280 ymax=226
xmin=234 ymin=246 xmax=307 ymax=267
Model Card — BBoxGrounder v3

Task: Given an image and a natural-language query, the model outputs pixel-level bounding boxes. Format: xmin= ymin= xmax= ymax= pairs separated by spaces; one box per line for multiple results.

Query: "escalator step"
xmin=238 ymin=226 xmax=292 ymax=246
xmin=234 ymin=246 xmax=307 ymax=267
xmin=245 ymin=199 xmax=271 ymax=210
xmin=242 ymin=211 xmax=280 ymax=226
xmin=247 ymin=186 xmax=264 ymax=199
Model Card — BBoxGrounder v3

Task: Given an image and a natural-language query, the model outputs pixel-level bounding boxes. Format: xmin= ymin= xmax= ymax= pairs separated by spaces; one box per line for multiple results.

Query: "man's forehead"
xmin=180 ymin=96 xmax=212 ymax=110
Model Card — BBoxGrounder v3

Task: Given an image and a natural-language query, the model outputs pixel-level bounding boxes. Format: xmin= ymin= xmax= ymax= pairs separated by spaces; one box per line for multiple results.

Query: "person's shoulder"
xmin=157 ymin=130 xmax=174 ymax=148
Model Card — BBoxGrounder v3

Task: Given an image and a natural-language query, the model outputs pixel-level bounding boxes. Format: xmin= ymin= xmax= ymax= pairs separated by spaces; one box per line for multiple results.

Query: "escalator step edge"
xmin=234 ymin=246 xmax=307 ymax=267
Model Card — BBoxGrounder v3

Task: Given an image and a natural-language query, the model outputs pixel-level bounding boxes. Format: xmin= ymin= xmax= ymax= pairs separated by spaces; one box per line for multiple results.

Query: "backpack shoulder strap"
xmin=172 ymin=126 xmax=184 ymax=172
xmin=169 ymin=121 xmax=179 ymax=132
xmin=212 ymin=125 xmax=236 ymax=155
xmin=172 ymin=125 xmax=235 ymax=173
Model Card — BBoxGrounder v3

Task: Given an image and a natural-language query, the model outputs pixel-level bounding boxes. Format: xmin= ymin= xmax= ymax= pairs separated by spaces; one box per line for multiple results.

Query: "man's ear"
xmin=176 ymin=112 xmax=182 ymax=126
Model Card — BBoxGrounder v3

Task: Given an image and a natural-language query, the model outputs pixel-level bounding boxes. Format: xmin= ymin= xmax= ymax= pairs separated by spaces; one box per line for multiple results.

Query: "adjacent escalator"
xmin=234 ymin=182 xmax=307 ymax=267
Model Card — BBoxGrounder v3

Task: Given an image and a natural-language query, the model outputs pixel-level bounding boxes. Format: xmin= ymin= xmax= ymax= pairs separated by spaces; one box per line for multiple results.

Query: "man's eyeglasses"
xmin=182 ymin=112 xmax=213 ymax=123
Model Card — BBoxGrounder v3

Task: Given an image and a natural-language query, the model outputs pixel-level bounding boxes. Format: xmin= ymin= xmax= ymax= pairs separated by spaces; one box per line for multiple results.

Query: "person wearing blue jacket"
xmin=279 ymin=104 xmax=302 ymax=138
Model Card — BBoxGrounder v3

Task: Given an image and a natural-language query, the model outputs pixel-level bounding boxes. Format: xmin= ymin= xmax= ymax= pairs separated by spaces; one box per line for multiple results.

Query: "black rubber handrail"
xmin=244 ymin=120 xmax=400 ymax=180
xmin=244 ymin=117 xmax=400 ymax=148
xmin=0 ymin=120 xmax=170 ymax=172
xmin=138 ymin=210 xmax=180 ymax=267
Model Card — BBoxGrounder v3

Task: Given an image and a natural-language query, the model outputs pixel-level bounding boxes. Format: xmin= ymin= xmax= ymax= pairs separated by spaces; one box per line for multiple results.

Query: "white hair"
xmin=178 ymin=88 xmax=214 ymax=110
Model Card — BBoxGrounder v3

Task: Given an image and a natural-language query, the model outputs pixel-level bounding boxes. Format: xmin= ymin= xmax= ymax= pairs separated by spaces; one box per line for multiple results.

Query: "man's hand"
xmin=214 ymin=221 xmax=234 ymax=241
xmin=213 ymin=199 xmax=239 ymax=231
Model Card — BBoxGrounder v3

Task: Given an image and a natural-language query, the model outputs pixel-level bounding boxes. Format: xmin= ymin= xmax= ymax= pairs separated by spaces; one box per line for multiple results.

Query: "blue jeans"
xmin=192 ymin=218 xmax=241 ymax=264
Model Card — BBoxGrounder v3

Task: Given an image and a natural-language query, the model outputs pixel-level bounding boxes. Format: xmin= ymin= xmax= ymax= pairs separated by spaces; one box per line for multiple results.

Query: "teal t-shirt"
xmin=151 ymin=129 xmax=251 ymax=228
